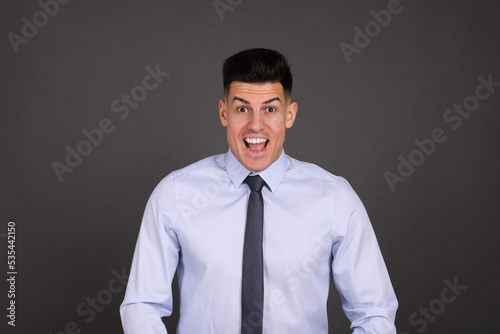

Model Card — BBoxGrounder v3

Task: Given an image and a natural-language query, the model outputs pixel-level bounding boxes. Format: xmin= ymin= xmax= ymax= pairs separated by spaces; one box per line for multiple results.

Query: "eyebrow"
xmin=231 ymin=96 xmax=282 ymax=105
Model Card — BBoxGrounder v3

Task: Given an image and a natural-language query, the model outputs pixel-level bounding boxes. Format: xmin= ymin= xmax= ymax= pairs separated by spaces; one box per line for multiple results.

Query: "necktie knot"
xmin=244 ymin=175 xmax=266 ymax=193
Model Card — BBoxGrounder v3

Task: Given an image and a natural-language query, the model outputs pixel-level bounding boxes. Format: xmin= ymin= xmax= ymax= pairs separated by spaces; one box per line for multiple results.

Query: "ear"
xmin=285 ymin=102 xmax=298 ymax=129
xmin=219 ymin=99 xmax=228 ymax=127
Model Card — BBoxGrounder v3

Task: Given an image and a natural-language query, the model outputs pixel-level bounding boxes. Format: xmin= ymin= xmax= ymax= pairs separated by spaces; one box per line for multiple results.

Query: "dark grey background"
xmin=2 ymin=0 xmax=499 ymax=333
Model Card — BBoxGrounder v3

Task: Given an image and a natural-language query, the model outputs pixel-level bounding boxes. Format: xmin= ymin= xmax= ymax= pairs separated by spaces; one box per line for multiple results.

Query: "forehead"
xmin=227 ymin=82 xmax=285 ymax=103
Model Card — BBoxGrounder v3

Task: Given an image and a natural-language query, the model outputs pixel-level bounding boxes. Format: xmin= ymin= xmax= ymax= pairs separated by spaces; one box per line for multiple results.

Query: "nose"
xmin=247 ymin=111 xmax=264 ymax=132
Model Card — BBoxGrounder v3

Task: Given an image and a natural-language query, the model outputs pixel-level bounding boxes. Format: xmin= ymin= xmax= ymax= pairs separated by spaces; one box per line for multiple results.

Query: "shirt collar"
xmin=224 ymin=148 xmax=290 ymax=193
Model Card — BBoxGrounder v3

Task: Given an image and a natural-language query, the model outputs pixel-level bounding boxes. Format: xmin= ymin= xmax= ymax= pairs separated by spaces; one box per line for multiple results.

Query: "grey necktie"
xmin=241 ymin=175 xmax=266 ymax=334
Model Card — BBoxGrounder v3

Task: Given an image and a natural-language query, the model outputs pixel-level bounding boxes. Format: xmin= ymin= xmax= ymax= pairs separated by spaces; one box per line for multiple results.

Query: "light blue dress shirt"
xmin=120 ymin=149 xmax=398 ymax=334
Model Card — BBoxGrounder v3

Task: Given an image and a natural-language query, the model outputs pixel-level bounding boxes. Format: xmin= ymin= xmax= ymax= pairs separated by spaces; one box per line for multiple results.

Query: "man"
xmin=120 ymin=48 xmax=398 ymax=333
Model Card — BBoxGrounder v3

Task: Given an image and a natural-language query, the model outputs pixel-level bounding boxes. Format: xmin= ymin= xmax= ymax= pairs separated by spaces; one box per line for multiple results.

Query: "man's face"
xmin=219 ymin=81 xmax=298 ymax=172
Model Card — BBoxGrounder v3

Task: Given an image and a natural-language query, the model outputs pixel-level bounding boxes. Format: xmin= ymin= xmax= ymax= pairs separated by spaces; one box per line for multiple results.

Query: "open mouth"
xmin=244 ymin=137 xmax=269 ymax=153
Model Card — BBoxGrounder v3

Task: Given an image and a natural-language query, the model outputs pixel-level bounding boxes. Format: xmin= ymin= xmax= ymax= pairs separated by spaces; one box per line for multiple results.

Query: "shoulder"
xmin=154 ymin=153 xmax=227 ymax=190
xmin=171 ymin=153 xmax=225 ymax=176
xmin=144 ymin=153 xmax=227 ymax=211
xmin=287 ymin=156 xmax=358 ymax=198
xmin=288 ymin=156 xmax=342 ymax=184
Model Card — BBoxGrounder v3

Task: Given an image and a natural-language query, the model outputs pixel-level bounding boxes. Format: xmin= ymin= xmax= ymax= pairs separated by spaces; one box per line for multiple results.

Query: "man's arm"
xmin=120 ymin=174 xmax=180 ymax=334
xmin=331 ymin=178 xmax=398 ymax=334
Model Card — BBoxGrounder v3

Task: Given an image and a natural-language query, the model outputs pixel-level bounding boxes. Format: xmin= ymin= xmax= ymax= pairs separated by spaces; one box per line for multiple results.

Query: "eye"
xmin=237 ymin=107 xmax=248 ymax=112
xmin=266 ymin=107 xmax=276 ymax=112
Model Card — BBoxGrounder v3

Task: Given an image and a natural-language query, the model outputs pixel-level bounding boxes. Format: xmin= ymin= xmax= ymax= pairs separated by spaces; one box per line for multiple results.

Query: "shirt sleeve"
xmin=120 ymin=173 xmax=180 ymax=334
xmin=331 ymin=178 xmax=398 ymax=334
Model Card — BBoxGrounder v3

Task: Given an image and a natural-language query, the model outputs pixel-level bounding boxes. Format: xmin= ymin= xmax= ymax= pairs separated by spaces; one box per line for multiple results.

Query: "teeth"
xmin=245 ymin=138 xmax=267 ymax=144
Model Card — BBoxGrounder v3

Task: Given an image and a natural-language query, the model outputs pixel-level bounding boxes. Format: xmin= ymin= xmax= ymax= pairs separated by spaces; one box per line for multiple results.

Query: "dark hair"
xmin=223 ymin=48 xmax=293 ymax=100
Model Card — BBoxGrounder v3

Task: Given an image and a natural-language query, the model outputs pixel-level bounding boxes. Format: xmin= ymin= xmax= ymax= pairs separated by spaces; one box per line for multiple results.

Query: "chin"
xmin=242 ymin=158 xmax=270 ymax=172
